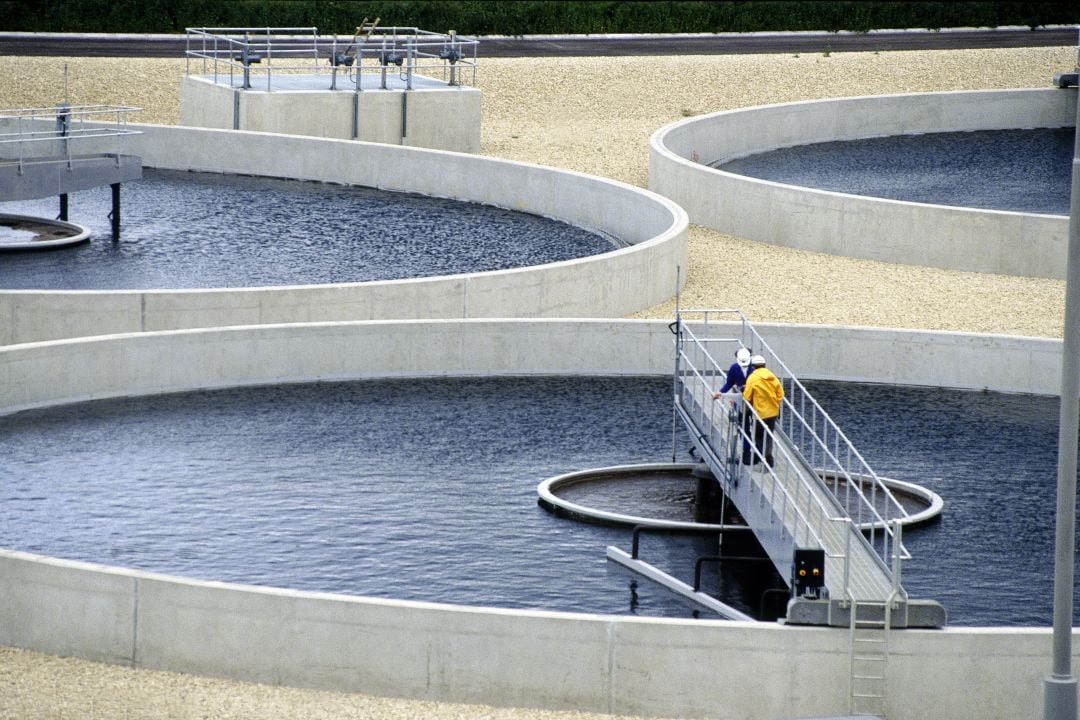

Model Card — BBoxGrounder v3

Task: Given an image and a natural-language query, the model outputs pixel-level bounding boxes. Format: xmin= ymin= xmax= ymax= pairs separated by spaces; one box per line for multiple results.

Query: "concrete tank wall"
xmin=648 ymin=87 xmax=1076 ymax=279
xmin=0 ymin=124 xmax=688 ymax=346
xmin=0 ymin=318 xmax=1068 ymax=720
xmin=179 ymin=75 xmax=483 ymax=152
xmin=0 ymin=319 xmax=1063 ymax=416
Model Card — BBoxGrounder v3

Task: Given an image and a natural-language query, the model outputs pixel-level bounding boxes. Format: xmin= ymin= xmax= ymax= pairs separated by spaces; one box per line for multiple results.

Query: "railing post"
xmin=890 ymin=520 xmax=903 ymax=594
xmin=843 ymin=517 xmax=853 ymax=599
xmin=265 ymin=33 xmax=272 ymax=92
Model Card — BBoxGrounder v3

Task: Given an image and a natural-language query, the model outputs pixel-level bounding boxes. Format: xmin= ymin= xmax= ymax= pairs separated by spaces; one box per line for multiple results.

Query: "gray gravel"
xmin=0 ymin=45 xmax=1074 ymax=718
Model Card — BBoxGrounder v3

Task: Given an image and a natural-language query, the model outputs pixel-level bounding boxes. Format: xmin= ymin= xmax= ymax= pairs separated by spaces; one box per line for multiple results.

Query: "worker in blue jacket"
xmin=712 ymin=347 xmax=755 ymax=463
xmin=715 ymin=347 xmax=753 ymax=395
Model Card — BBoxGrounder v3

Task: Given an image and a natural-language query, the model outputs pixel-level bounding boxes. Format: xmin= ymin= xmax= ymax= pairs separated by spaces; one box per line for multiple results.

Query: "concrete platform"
xmin=0 ymin=153 xmax=142 ymax=201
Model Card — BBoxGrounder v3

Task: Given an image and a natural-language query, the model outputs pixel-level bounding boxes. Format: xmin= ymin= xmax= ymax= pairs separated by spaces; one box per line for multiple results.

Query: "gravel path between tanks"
xmin=3 ymin=47 xmax=1074 ymax=338
xmin=0 ymin=46 xmax=1074 ymax=718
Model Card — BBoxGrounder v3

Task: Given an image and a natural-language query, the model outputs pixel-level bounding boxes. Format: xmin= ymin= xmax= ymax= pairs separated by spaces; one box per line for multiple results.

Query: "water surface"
xmin=0 ymin=169 xmax=618 ymax=289
xmin=717 ymin=128 xmax=1073 ymax=214
xmin=0 ymin=376 xmax=1070 ymax=626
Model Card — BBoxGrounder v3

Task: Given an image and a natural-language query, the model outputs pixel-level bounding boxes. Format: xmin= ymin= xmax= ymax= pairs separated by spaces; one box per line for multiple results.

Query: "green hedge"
xmin=4 ymin=0 xmax=1079 ymax=35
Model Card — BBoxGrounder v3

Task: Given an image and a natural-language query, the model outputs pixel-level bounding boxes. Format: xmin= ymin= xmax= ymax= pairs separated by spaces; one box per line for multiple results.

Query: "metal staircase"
xmin=631 ymin=309 xmax=945 ymax=627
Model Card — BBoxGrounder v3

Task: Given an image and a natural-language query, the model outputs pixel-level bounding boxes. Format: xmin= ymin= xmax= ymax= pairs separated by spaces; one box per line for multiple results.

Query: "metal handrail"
xmin=0 ymin=105 xmax=142 ymax=168
xmin=675 ymin=342 xmax=832 ymax=552
xmin=184 ymin=26 xmax=479 ymax=91
xmin=679 ymin=311 xmax=910 ymax=517
xmin=675 ymin=309 xmax=910 ymax=579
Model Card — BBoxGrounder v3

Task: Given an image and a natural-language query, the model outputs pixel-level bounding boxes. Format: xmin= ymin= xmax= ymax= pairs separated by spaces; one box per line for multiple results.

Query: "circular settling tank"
xmin=648 ymin=88 xmax=1074 ymax=278
xmin=0 ymin=375 xmax=1063 ymax=626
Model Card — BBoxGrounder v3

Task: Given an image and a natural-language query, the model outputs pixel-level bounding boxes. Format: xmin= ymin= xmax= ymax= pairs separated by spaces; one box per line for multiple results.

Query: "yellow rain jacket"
xmin=743 ymin=367 xmax=784 ymax=420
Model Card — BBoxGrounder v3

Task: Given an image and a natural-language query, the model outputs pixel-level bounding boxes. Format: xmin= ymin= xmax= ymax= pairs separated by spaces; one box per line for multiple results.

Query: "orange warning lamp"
xmin=792 ymin=548 xmax=825 ymax=597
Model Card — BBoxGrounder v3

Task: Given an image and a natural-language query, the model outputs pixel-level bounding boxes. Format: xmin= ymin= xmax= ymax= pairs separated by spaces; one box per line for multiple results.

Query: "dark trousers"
xmin=744 ymin=415 xmax=777 ymax=466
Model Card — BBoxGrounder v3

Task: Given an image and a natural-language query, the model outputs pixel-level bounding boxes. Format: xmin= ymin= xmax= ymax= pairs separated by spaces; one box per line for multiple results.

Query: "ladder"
xmin=849 ymin=598 xmax=892 ymax=717
xmin=344 ymin=17 xmax=380 ymax=63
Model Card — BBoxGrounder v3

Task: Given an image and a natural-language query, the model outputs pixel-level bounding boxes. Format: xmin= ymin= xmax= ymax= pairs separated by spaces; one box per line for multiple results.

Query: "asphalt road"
xmin=0 ymin=26 xmax=1076 ymax=58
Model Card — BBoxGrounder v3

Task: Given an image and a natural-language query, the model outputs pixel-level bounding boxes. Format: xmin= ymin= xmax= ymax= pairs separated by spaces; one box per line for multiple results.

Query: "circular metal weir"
xmin=0 ymin=213 xmax=91 ymax=251
xmin=538 ymin=463 xmax=748 ymax=531
xmin=539 ymin=463 xmax=942 ymax=530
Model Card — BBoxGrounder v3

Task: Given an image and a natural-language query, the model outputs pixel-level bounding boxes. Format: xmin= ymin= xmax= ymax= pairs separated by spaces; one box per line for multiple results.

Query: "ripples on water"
xmin=0 ymin=376 xmax=1070 ymax=626
xmin=716 ymin=128 xmax=1074 ymax=214
xmin=0 ymin=169 xmax=619 ymax=289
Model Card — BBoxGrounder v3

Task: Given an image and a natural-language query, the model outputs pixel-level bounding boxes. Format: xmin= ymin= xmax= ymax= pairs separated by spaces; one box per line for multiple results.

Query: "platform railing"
xmin=185 ymin=26 xmax=478 ymax=91
xmin=675 ymin=336 xmax=835 ymax=553
xmin=674 ymin=309 xmax=911 ymax=581
xmin=0 ymin=104 xmax=142 ymax=169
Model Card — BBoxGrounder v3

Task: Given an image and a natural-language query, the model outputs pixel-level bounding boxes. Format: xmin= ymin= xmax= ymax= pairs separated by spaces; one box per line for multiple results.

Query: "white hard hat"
xmin=750 ymin=354 xmax=766 ymax=366
xmin=735 ymin=348 xmax=751 ymax=367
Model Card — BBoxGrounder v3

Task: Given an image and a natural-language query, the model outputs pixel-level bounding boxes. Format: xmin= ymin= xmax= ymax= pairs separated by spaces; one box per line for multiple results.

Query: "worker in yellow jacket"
xmin=742 ymin=354 xmax=784 ymax=466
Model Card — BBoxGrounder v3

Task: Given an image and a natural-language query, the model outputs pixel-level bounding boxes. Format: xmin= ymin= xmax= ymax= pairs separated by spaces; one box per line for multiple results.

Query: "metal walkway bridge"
xmin=610 ymin=310 xmax=945 ymax=631
xmin=0 ymin=104 xmax=142 ymax=240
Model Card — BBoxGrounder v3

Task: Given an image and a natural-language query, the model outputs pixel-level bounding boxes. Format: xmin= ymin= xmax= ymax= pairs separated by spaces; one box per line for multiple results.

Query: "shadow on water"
xmin=0 ymin=376 xmax=1071 ymax=626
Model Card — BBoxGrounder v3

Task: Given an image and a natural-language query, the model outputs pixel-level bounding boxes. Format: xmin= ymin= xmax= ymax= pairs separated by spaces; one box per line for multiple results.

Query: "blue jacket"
xmin=720 ymin=363 xmax=753 ymax=393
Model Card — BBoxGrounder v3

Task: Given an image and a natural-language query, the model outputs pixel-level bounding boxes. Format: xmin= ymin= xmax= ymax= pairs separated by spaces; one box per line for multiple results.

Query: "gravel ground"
xmin=0 ymin=45 xmax=1075 ymax=718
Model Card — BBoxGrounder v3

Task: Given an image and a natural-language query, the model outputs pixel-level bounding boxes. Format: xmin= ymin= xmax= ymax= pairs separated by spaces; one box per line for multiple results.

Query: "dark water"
xmin=0 ymin=376 xmax=1071 ymax=626
xmin=807 ymin=380 xmax=1063 ymax=627
xmin=716 ymin=128 xmax=1074 ymax=214
xmin=554 ymin=470 xmax=704 ymax=522
xmin=0 ymin=169 xmax=619 ymax=289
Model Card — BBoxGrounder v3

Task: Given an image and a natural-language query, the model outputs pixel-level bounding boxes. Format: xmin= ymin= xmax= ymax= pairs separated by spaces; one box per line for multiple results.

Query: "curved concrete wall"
xmin=0 ymin=319 xmax=1069 ymax=720
xmin=649 ymin=87 xmax=1076 ymax=279
xmin=0 ymin=124 xmax=687 ymax=345
xmin=0 ymin=319 xmax=1063 ymax=416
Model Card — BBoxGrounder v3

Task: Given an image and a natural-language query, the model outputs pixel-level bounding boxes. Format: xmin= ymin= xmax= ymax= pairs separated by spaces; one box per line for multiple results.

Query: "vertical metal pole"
xmin=352 ymin=91 xmax=359 ymax=140
xmin=330 ymin=37 xmax=338 ymax=90
xmin=1045 ymin=45 xmax=1080 ymax=720
xmin=264 ymin=30 xmax=272 ymax=92
xmin=380 ymin=38 xmax=388 ymax=90
xmin=109 ymin=183 xmax=120 ymax=241
xmin=241 ymin=33 xmax=251 ymax=89
xmin=672 ymin=266 xmax=682 ymax=463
